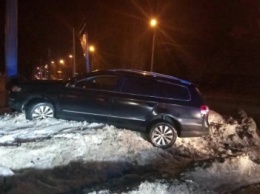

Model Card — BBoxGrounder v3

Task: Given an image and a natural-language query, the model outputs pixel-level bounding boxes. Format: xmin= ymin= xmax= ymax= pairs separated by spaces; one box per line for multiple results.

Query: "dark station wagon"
xmin=8 ymin=69 xmax=209 ymax=148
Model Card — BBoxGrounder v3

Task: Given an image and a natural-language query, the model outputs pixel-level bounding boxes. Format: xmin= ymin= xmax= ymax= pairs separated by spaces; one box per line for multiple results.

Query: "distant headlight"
xmin=11 ymin=86 xmax=22 ymax=92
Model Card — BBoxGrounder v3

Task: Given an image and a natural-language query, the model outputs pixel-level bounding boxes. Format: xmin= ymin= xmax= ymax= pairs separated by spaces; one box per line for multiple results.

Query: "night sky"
xmin=0 ymin=0 xmax=260 ymax=82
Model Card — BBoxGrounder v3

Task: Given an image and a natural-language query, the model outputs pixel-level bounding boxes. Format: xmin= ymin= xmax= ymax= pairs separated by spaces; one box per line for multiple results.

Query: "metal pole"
xmin=5 ymin=0 xmax=18 ymax=78
xmin=85 ymin=33 xmax=90 ymax=73
xmin=150 ymin=30 xmax=156 ymax=72
xmin=91 ymin=53 xmax=94 ymax=71
xmin=72 ymin=28 xmax=76 ymax=77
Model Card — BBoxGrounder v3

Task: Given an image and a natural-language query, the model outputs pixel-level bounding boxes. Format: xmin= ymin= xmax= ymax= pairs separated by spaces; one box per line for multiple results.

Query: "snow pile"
xmin=125 ymin=180 xmax=213 ymax=194
xmin=0 ymin=166 xmax=14 ymax=176
xmin=173 ymin=109 xmax=260 ymax=159
xmin=117 ymin=153 xmax=260 ymax=194
xmin=89 ymin=181 xmax=170 ymax=194
xmin=89 ymin=180 xmax=214 ymax=194
xmin=0 ymin=113 xmax=165 ymax=173
xmin=0 ymin=109 xmax=259 ymax=193
xmin=182 ymin=153 xmax=260 ymax=192
xmin=0 ymin=113 xmax=90 ymax=144
xmin=87 ymin=109 xmax=260 ymax=194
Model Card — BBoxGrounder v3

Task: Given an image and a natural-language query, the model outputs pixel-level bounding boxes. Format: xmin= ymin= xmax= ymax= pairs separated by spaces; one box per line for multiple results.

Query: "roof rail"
xmin=111 ymin=69 xmax=191 ymax=85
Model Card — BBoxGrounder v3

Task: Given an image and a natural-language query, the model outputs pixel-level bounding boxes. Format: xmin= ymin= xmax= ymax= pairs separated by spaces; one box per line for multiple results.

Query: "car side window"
xmin=75 ymin=75 xmax=120 ymax=91
xmin=158 ymin=81 xmax=190 ymax=100
xmin=121 ymin=77 xmax=155 ymax=96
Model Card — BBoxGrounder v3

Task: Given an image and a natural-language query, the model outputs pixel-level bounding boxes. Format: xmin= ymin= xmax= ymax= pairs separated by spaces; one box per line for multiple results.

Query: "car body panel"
xmin=109 ymin=93 xmax=158 ymax=131
xmin=8 ymin=69 xmax=209 ymax=139
xmin=58 ymin=87 xmax=110 ymax=123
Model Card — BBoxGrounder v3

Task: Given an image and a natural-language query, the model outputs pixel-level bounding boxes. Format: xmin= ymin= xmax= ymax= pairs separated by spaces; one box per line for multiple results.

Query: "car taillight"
xmin=11 ymin=86 xmax=22 ymax=92
xmin=200 ymin=105 xmax=209 ymax=115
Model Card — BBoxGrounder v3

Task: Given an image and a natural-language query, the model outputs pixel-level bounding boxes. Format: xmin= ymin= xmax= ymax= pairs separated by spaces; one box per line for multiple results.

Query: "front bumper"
xmin=8 ymin=98 xmax=23 ymax=112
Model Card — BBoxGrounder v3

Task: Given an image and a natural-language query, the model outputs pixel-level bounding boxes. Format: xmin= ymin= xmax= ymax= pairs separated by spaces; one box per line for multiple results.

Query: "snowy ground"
xmin=0 ymin=109 xmax=260 ymax=193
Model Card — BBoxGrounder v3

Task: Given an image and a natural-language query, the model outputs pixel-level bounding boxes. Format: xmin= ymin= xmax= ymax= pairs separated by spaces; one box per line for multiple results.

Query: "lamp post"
xmin=51 ymin=60 xmax=56 ymax=79
xmin=58 ymin=59 xmax=64 ymax=79
xmin=68 ymin=54 xmax=73 ymax=77
xmin=150 ymin=18 xmax=157 ymax=72
xmin=59 ymin=59 xmax=64 ymax=69
xmin=89 ymin=45 xmax=95 ymax=71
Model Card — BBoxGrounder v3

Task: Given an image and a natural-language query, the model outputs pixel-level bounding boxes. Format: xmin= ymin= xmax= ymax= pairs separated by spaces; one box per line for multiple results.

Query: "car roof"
xmin=108 ymin=69 xmax=191 ymax=85
xmin=73 ymin=69 xmax=192 ymax=86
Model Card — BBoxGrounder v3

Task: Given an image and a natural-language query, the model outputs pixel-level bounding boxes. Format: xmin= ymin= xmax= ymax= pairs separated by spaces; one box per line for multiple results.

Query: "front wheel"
xmin=149 ymin=122 xmax=177 ymax=149
xmin=26 ymin=102 xmax=54 ymax=120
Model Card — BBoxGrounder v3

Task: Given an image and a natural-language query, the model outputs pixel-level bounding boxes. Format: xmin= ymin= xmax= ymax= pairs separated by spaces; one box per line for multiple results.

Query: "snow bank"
xmin=173 ymin=109 xmax=260 ymax=159
xmin=124 ymin=180 xmax=213 ymax=194
xmin=88 ymin=109 xmax=260 ymax=193
xmin=0 ymin=109 xmax=259 ymax=193
xmin=89 ymin=180 xmax=214 ymax=194
xmin=182 ymin=154 xmax=260 ymax=192
xmin=0 ymin=166 xmax=14 ymax=176
xmin=0 ymin=113 xmax=165 ymax=172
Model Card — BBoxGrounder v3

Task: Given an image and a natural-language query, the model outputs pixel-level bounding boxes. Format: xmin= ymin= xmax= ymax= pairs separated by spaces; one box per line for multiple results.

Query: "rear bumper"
xmin=179 ymin=115 xmax=209 ymax=137
xmin=180 ymin=126 xmax=209 ymax=137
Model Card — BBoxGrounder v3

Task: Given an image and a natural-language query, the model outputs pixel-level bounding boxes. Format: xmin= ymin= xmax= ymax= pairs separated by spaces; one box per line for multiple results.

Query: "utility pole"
xmin=72 ymin=28 xmax=76 ymax=77
xmin=149 ymin=18 xmax=157 ymax=72
xmin=5 ymin=0 xmax=18 ymax=78
xmin=150 ymin=30 xmax=156 ymax=72
xmin=78 ymin=19 xmax=90 ymax=73
xmin=85 ymin=33 xmax=90 ymax=73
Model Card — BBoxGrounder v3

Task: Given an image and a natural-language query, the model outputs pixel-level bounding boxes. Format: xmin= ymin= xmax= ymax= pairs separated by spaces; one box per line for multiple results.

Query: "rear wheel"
xmin=149 ymin=122 xmax=177 ymax=149
xmin=26 ymin=102 xmax=54 ymax=120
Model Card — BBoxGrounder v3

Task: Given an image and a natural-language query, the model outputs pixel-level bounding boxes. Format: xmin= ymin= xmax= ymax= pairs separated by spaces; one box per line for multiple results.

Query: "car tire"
xmin=26 ymin=102 xmax=55 ymax=120
xmin=149 ymin=122 xmax=177 ymax=149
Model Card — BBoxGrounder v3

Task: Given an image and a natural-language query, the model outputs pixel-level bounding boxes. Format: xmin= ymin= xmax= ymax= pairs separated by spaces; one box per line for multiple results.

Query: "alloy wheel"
xmin=32 ymin=105 xmax=54 ymax=120
xmin=150 ymin=123 xmax=176 ymax=148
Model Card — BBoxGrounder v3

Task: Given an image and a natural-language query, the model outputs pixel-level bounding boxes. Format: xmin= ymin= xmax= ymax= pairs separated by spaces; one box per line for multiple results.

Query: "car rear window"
xmin=157 ymin=81 xmax=190 ymax=100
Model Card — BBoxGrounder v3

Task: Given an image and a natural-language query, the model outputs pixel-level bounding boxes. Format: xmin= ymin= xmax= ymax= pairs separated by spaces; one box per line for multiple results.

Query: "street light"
xmin=150 ymin=18 xmax=157 ymax=27
xmin=150 ymin=18 xmax=157 ymax=72
xmin=68 ymin=55 xmax=74 ymax=77
xmin=89 ymin=45 xmax=95 ymax=71
xmin=50 ymin=61 xmax=56 ymax=79
xmin=89 ymin=45 xmax=95 ymax=53
xmin=59 ymin=59 xmax=64 ymax=65
xmin=58 ymin=59 xmax=65 ymax=78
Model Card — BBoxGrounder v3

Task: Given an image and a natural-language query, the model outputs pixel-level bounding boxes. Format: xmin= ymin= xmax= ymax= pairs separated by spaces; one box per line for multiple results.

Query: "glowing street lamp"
xmin=59 ymin=59 xmax=64 ymax=65
xmin=150 ymin=18 xmax=157 ymax=72
xmin=89 ymin=45 xmax=95 ymax=53
xmin=150 ymin=19 xmax=157 ymax=27
xmin=58 ymin=59 xmax=65 ymax=78
xmin=68 ymin=54 xmax=74 ymax=77
xmin=89 ymin=45 xmax=95 ymax=71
